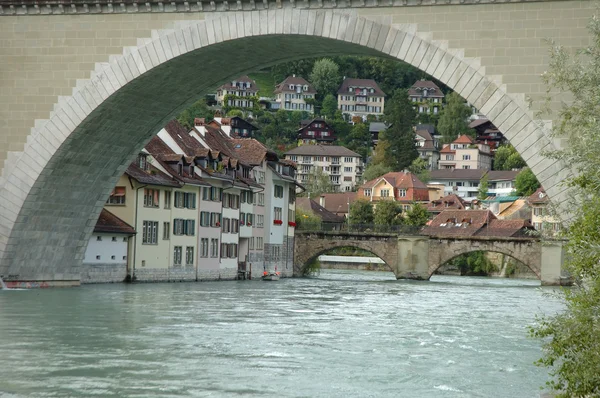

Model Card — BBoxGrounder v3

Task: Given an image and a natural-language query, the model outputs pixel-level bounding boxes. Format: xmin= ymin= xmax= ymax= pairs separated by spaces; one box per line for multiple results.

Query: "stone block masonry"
xmin=0 ymin=2 xmax=592 ymax=283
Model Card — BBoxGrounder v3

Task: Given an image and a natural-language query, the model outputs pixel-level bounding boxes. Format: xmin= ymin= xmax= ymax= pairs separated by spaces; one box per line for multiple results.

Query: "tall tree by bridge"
xmin=530 ymin=14 xmax=600 ymax=397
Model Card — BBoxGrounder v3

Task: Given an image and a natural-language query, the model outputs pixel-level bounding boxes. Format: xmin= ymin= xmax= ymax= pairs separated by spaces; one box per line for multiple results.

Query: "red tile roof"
xmin=94 ymin=209 xmax=135 ymax=235
xmin=360 ymin=172 xmax=429 ymax=202
xmin=527 ymin=187 xmax=549 ymax=204
xmin=453 ymin=135 xmax=475 ymax=144
xmin=422 ymin=210 xmax=534 ymax=238
xmin=125 ymin=163 xmax=181 ymax=188
xmin=320 ymin=192 xmax=357 ymax=215
xmin=427 ymin=194 xmax=468 ymax=213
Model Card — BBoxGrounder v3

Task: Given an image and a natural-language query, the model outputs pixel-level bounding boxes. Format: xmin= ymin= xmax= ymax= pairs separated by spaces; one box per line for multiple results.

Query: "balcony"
xmin=330 ymin=168 xmax=341 ymax=175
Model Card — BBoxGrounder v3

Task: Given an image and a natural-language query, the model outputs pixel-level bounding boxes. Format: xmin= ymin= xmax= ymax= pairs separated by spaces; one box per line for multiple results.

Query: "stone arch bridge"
xmin=294 ymin=231 xmax=566 ymax=285
xmin=0 ymin=0 xmax=592 ymax=283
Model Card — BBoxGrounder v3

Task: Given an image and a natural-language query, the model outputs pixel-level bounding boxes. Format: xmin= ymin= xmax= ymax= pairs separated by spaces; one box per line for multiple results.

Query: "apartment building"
xmin=429 ymin=169 xmax=520 ymax=200
xmin=528 ymin=188 xmax=562 ymax=234
xmin=284 ymin=145 xmax=363 ymax=192
xmin=337 ymin=78 xmax=385 ymax=119
xmin=357 ymin=171 xmax=429 ymax=211
xmin=84 ymin=116 xmax=298 ymax=283
xmin=274 ymin=75 xmax=317 ymax=113
xmin=216 ymin=75 xmax=259 ymax=110
xmin=408 ymin=80 xmax=444 ymax=115
xmin=438 ymin=135 xmax=492 ymax=170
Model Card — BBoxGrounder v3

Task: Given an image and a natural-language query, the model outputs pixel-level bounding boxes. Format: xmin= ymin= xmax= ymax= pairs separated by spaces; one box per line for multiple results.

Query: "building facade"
xmin=274 ymin=75 xmax=317 ymax=113
xmin=528 ymin=188 xmax=561 ymax=234
xmin=297 ymin=118 xmax=336 ymax=145
xmin=415 ymin=128 xmax=440 ymax=170
xmin=337 ymin=78 xmax=385 ymax=119
xmin=284 ymin=145 xmax=363 ymax=192
xmin=357 ymin=171 xmax=429 ymax=211
xmin=438 ymin=135 xmax=492 ymax=170
xmin=408 ymin=80 xmax=445 ymax=115
xmin=216 ymin=75 xmax=259 ymax=110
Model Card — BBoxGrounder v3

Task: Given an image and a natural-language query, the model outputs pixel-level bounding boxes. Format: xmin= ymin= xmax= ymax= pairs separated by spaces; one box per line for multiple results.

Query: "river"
xmin=0 ymin=270 xmax=563 ymax=397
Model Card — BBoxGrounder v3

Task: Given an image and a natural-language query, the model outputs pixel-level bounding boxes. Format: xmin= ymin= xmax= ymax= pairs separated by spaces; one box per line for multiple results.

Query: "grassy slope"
xmin=248 ymin=71 xmax=278 ymax=98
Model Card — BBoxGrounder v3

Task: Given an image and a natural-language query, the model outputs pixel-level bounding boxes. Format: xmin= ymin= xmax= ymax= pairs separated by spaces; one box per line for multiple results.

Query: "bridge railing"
xmin=295 ymin=223 xmax=424 ymax=235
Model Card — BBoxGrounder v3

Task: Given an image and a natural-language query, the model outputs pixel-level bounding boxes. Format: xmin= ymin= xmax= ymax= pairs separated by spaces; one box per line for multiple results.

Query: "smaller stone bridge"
xmin=294 ymin=231 xmax=567 ymax=285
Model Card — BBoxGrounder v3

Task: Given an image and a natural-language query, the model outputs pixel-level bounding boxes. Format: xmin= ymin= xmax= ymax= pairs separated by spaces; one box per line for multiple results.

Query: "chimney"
xmin=319 ymin=195 xmax=325 ymax=207
xmin=220 ymin=118 xmax=232 ymax=137
xmin=194 ymin=118 xmax=206 ymax=136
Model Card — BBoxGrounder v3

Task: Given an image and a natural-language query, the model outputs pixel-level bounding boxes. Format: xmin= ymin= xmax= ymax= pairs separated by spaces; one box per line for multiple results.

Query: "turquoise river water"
xmin=0 ymin=270 xmax=563 ymax=397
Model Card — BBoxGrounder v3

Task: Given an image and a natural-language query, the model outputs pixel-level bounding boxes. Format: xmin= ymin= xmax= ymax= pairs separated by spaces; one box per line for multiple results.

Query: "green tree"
xmin=404 ymin=203 xmax=430 ymax=227
xmin=321 ymin=94 xmax=338 ymax=120
xmin=362 ymin=162 xmax=392 ymax=182
xmin=176 ymin=99 xmax=213 ymax=130
xmin=374 ymin=200 xmax=403 ymax=226
xmin=494 ymin=144 xmax=526 ymax=170
xmin=349 ymin=199 xmax=374 ymax=225
xmin=343 ymin=122 xmax=371 ymax=159
xmin=303 ymin=167 xmax=336 ymax=198
xmin=528 ymin=14 xmax=600 ymax=397
xmin=408 ymin=157 xmax=430 ymax=183
xmin=451 ymin=251 xmax=497 ymax=276
xmin=437 ymin=92 xmax=472 ymax=144
xmin=295 ymin=208 xmax=321 ymax=230
xmin=310 ymin=58 xmax=341 ymax=98
xmin=382 ymin=89 xmax=418 ymax=170
xmin=514 ymin=168 xmax=539 ymax=196
xmin=477 ymin=173 xmax=489 ymax=200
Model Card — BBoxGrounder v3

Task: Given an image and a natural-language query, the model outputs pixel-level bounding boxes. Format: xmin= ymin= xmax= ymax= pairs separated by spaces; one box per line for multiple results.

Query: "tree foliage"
xmin=310 ymin=58 xmax=341 ymax=98
xmin=362 ymin=162 xmax=393 ymax=183
xmin=529 ymin=14 xmax=600 ymax=397
xmin=374 ymin=200 xmax=403 ymax=226
xmin=404 ymin=203 xmax=430 ymax=227
xmin=514 ymin=168 xmax=540 ymax=196
xmin=321 ymin=94 xmax=338 ymax=120
xmin=437 ymin=92 xmax=472 ymax=144
xmin=176 ymin=99 xmax=213 ymax=130
xmin=302 ymin=167 xmax=336 ymax=199
xmin=493 ymin=144 xmax=526 ymax=171
xmin=477 ymin=173 xmax=489 ymax=200
xmin=408 ymin=157 xmax=430 ymax=183
xmin=381 ymin=89 xmax=418 ymax=170
xmin=349 ymin=199 xmax=374 ymax=225
xmin=449 ymin=251 xmax=497 ymax=276
xmin=342 ymin=122 xmax=371 ymax=160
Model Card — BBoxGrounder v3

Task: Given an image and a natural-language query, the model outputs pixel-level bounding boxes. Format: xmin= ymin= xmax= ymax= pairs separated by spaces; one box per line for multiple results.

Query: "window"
xmin=210 ymin=212 xmax=221 ymax=227
xmin=249 ymin=237 xmax=255 ymax=250
xmin=111 ymin=255 xmax=116 ymax=260
xmin=210 ymin=187 xmax=222 ymax=201
xmin=289 ymin=188 xmax=295 ymax=204
xmin=143 ymin=188 xmax=159 ymax=208
xmin=173 ymin=246 xmax=182 ymax=266
xmin=96 ymin=236 xmax=102 ymax=241
xmin=462 ymin=165 xmax=471 ymax=169
xmin=163 ymin=222 xmax=170 ymax=240
xmin=462 ymin=155 xmax=471 ymax=160
xmin=173 ymin=219 xmax=195 ymax=236
xmin=533 ymin=208 xmax=545 ymax=216
xmin=274 ymin=185 xmax=284 ymax=198
xmin=231 ymin=219 xmax=239 ymax=234
xmin=220 ymin=243 xmax=238 ymax=259
xmin=229 ymin=194 xmax=240 ymax=209
xmin=344 ymin=167 xmax=353 ymax=172
xmin=222 ymin=217 xmax=230 ymax=233
xmin=200 ymin=238 xmax=209 ymax=257
xmin=200 ymin=211 xmax=210 ymax=227
xmin=185 ymin=247 xmax=194 ymax=266
xmin=256 ymin=237 xmax=264 ymax=250
xmin=381 ymin=189 xmax=390 ymax=197
xmin=364 ymin=189 xmax=371 ymax=196
xmin=274 ymin=207 xmax=282 ymax=221
xmin=202 ymin=187 xmax=210 ymax=200
xmin=398 ymin=189 xmax=407 ymax=197
xmin=344 ymin=157 xmax=353 ymax=163
xmin=107 ymin=186 xmax=126 ymax=205
xmin=175 ymin=192 xmax=197 ymax=209
xmin=257 ymin=215 xmax=264 ymax=228
xmin=164 ymin=191 xmax=171 ymax=209
xmin=142 ymin=221 xmax=158 ymax=244
xmin=288 ymin=209 xmax=295 ymax=223
xmin=258 ymin=193 xmax=265 ymax=206
xmin=210 ymin=239 xmax=219 ymax=257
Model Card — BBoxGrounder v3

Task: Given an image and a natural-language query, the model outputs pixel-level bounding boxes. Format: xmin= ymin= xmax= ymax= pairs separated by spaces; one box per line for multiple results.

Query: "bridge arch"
xmin=294 ymin=232 xmax=399 ymax=276
xmin=427 ymin=239 xmax=542 ymax=280
xmin=0 ymin=10 xmax=567 ymax=281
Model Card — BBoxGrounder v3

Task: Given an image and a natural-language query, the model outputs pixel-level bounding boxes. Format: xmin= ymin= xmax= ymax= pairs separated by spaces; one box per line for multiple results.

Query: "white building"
xmin=273 ymin=75 xmax=317 ymax=113
xmin=429 ymin=169 xmax=520 ymax=200
xmin=337 ymin=78 xmax=385 ymax=119
xmin=284 ymin=145 xmax=363 ymax=192
xmin=438 ymin=134 xmax=492 ymax=170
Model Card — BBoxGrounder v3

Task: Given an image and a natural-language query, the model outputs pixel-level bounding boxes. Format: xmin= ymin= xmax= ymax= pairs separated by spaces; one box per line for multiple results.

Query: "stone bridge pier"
xmin=294 ymin=232 xmax=567 ymax=285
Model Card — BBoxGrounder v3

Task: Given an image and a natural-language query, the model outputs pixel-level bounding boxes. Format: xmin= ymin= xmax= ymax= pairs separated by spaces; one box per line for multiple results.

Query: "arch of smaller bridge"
xmin=294 ymin=232 xmax=399 ymax=276
xmin=427 ymin=238 xmax=542 ymax=279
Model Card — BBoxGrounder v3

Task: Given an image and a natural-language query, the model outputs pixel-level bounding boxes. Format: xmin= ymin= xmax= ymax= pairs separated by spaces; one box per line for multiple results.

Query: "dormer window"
xmin=190 ymin=165 xmax=195 ymax=176
xmin=303 ymin=85 xmax=308 ymax=91
xmin=178 ymin=164 xmax=183 ymax=176
xmin=137 ymin=154 xmax=148 ymax=171
xmin=289 ymin=84 xmax=294 ymax=90
xmin=348 ymin=87 xmax=352 ymax=92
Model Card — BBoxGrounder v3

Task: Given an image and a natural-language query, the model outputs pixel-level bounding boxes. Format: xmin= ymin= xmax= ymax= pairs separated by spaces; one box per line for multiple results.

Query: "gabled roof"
xmin=94 ymin=209 xmax=136 ymax=235
xmin=231 ymin=138 xmax=273 ymax=166
xmin=369 ymin=122 xmax=389 ymax=133
xmin=274 ymin=76 xmax=317 ymax=94
xmin=468 ymin=118 xmax=495 ymax=129
xmin=337 ymin=78 xmax=385 ymax=97
xmin=284 ymin=145 xmax=360 ymax=157
xmin=163 ymin=119 xmax=207 ymax=157
xmin=528 ymin=187 xmax=549 ymax=204
xmin=296 ymin=197 xmax=345 ymax=223
xmin=361 ymin=171 xmax=428 ymax=190
xmin=217 ymin=75 xmax=258 ymax=91
xmin=408 ymin=80 xmax=444 ymax=98
xmin=320 ymin=192 xmax=357 ymax=214
xmin=125 ymin=163 xmax=181 ymax=188
xmin=427 ymin=194 xmax=468 ymax=212
xmin=423 ymin=209 xmax=533 ymax=238
xmin=487 ymin=170 xmax=519 ymax=181
xmin=439 ymin=145 xmax=456 ymax=154
xmin=416 ymin=129 xmax=433 ymax=142
xmin=430 ymin=169 xmax=487 ymax=181
xmin=453 ymin=134 xmax=475 ymax=144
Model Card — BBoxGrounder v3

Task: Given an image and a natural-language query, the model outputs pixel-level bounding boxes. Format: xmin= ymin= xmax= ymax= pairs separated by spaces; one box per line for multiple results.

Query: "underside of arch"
xmin=0 ymin=10 xmax=565 ymax=282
